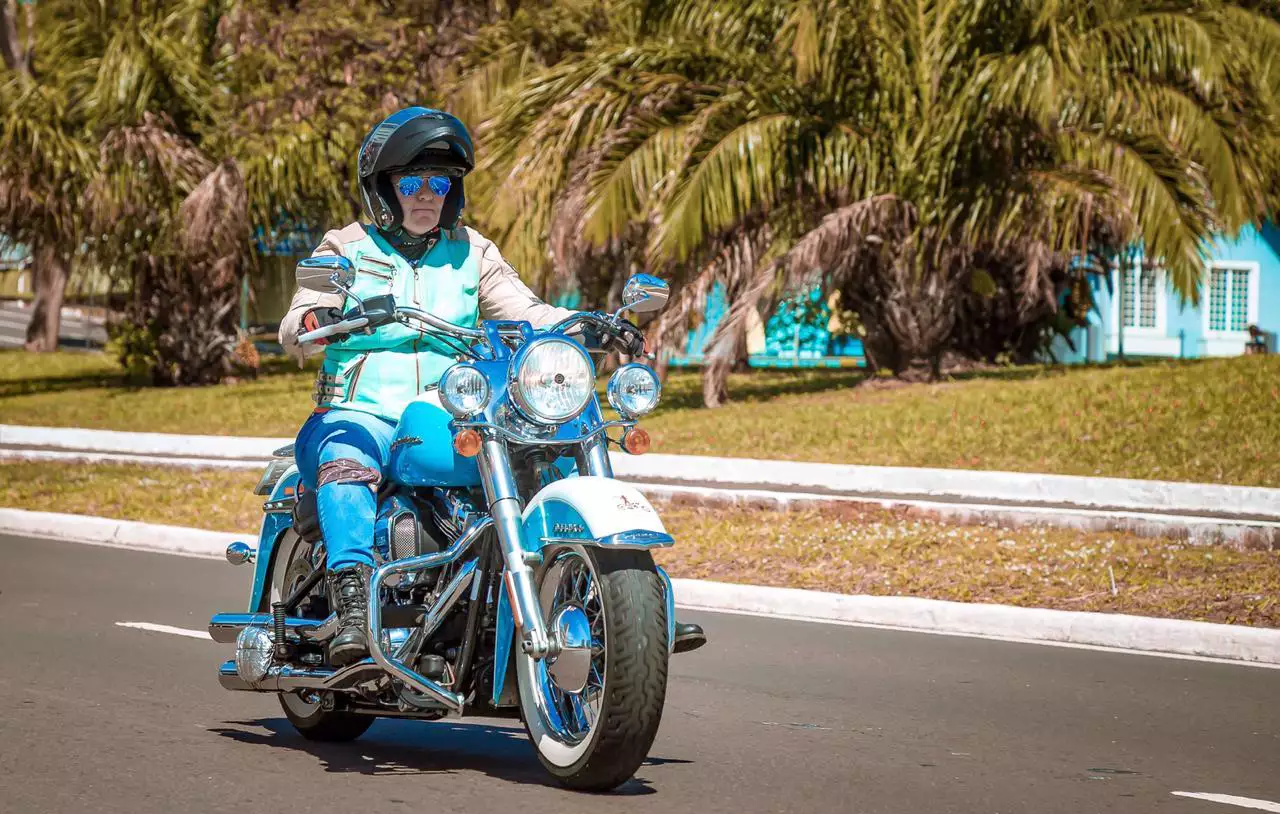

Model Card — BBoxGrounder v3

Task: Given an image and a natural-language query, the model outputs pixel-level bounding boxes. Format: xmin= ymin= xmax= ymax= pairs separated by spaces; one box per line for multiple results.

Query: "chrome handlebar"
xmin=300 ymin=305 xmax=623 ymax=350
xmin=392 ymin=306 xmax=487 ymax=339
xmin=297 ymin=316 xmax=370 ymax=345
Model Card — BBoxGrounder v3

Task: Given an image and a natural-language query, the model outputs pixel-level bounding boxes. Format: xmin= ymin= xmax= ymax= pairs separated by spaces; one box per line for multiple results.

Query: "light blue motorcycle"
xmin=209 ymin=258 xmax=691 ymax=790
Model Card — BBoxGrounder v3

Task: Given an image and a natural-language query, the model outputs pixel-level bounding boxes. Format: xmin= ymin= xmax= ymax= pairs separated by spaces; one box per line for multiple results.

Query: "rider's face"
xmin=392 ymin=172 xmax=445 ymax=236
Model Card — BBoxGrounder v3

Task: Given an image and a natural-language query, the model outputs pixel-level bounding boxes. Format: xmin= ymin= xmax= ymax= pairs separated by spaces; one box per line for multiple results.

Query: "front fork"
xmin=478 ymin=432 xmax=614 ymax=660
xmin=477 ymin=434 xmax=557 ymax=659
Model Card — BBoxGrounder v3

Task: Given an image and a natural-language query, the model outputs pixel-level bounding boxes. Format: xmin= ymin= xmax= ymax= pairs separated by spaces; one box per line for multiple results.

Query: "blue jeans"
xmin=295 ymin=408 xmax=397 ymax=571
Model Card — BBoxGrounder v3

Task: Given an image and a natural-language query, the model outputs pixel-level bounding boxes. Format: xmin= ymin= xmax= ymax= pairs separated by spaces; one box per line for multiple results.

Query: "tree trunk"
xmin=23 ymin=245 xmax=68 ymax=352
xmin=701 ymin=356 xmax=730 ymax=408
xmin=653 ymin=350 xmax=670 ymax=385
xmin=845 ymin=261 xmax=958 ymax=382
xmin=0 ymin=0 xmax=32 ymax=78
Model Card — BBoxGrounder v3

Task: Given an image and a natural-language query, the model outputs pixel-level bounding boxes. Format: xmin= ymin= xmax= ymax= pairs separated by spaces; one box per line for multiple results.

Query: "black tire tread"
xmin=544 ymin=549 xmax=669 ymax=791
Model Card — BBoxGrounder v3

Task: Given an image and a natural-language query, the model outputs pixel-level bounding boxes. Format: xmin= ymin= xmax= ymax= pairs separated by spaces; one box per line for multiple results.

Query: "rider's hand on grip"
xmin=612 ymin=319 xmax=648 ymax=358
xmin=301 ymin=307 xmax=342 ymax=346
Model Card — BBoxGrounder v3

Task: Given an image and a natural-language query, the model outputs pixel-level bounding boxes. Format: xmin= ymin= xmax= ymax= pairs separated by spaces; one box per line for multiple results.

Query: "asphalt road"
xmin=0 ymin=302 xmax=106 ymax=349
xmin=1 ymin=532 xmax=1277 ymax=814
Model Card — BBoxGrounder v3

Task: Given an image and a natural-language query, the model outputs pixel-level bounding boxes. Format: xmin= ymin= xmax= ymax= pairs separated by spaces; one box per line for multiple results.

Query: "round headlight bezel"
xmin=607 ymin=363 xmax=661 ymax=418
xmin=509 ymin=338 xmax=596 ymax=425
xmin=438 ymin=363 xmax=491 ymax=418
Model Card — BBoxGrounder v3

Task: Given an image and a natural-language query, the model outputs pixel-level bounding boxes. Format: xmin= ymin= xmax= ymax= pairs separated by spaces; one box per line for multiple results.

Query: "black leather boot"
xmin=673 ymin=620 xmax=707 ymax=654
xmin=327 ymin=565 xmax=372 ymax=667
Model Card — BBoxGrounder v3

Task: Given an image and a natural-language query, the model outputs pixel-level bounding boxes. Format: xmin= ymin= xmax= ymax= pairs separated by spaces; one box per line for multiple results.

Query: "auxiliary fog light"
xmin=607 ymin=363 xmax=661 ymax=418
xmin=439 ymin=364 xmax=491 ymax=418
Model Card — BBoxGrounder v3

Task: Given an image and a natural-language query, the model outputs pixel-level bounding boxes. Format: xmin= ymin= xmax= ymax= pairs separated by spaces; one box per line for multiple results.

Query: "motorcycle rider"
xmin=280 ymin=107 xmax=705 ymax=666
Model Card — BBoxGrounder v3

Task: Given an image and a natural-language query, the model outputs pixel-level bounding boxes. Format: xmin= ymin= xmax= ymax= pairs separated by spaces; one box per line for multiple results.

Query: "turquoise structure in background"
xmin=667 ymin=283 xmax=864 ymax=369
xmin=1048 ymin=223 xmax=1280 ymax=363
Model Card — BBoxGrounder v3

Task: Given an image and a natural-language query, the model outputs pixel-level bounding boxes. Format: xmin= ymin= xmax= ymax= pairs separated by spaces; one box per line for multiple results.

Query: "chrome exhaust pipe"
xmin=217 ymin=658 xmax=386 ymax=693
xmin=208 ymin=612 xmax=337 ymax=644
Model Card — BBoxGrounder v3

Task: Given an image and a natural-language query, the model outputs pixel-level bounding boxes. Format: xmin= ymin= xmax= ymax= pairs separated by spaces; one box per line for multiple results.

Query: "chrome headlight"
xmin=510 ymin=338 xmax=595 ymax=424
xmin=608 ymin=364 xmax=661 ymax=418
xmin=438 ymin=364 xmax=491 ymax=418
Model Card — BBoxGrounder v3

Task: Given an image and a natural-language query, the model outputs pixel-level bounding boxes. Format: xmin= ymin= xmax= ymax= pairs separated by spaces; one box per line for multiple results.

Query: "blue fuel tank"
xmin=387 ymin=397 xmax=482 ymax=488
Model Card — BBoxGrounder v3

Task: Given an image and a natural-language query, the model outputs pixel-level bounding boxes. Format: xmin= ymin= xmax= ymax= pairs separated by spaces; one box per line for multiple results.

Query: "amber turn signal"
xmin=622 ymin=427 xmax=651 ymax=455
xmin=453 ymin=428 xmax=483 ymax=458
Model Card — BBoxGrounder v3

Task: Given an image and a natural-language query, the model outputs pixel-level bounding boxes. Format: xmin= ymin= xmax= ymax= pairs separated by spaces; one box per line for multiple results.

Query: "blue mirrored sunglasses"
xmin=397 ymin=175 xmax=452 ymax=198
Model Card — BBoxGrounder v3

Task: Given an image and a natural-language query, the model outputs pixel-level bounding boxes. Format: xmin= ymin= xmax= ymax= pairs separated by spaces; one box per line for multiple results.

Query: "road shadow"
xmin=211 ymin=716 xmax=688 ymax=795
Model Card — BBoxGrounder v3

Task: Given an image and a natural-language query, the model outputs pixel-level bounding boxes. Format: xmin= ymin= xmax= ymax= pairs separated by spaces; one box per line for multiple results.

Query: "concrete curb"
xmin=4 ymin=508 xmax=1278 ymax=667
xmin=5 ymin=424 xmax=1279 ymax=521
xmin=669 ymin=579 xmax=1280 ymax=666
xmin=636 ymin=482 xmax=1280 ymax=547
xmin=614 ymin=453 xmax=1280 ymax=522
xmin=0 ymin=424 xmax=276 ymax=461
xmin=0 ymin=508 xmax=235 ymax=559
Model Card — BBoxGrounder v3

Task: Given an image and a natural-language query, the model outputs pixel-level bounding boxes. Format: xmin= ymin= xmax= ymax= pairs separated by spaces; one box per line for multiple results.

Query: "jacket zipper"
xmin=412 ymin=265 xmax=422 ymax=392
xmin=345 ymin=353 xmax=369 ymax=401
xmin=359 ymin=267 xmax=393 ymax=281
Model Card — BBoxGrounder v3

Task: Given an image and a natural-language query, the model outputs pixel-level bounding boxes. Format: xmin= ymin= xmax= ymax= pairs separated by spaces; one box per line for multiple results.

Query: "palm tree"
xmin=473 ymin=0 xmax=1280 ymax=404
xmin=0 ymin=1 xmax=94 ymax=352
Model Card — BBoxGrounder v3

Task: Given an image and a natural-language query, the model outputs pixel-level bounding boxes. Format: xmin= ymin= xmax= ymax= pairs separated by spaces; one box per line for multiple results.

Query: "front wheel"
xmin=516 ymin=547 xmax=669 ymax=791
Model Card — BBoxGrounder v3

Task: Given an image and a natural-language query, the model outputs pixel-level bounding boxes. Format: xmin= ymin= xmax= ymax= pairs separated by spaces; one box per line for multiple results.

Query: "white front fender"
xmin=521 ymin=476 xmax=673 ymax=549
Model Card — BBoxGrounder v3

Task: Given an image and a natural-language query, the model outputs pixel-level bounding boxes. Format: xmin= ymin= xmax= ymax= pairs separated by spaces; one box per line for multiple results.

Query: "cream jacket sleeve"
xmin=466 ymin=227 xmax=576 ymax=327
xmin=278 ymin=223 xmax=365 ymax=362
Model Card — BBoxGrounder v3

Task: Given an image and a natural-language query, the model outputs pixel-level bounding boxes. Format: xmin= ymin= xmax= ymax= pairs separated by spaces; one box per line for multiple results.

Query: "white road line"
xmin=116 ymin=621 xmax=211 ymax=640
xmin=1172 ymin=792 xmax=1280 ymax=812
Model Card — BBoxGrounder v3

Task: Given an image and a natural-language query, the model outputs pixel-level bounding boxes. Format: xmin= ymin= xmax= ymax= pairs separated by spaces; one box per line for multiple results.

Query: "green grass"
xmin=3 ymin=459 xmax=1276 ymax=627
xmin=2 ymin=349 xmax=1279 ymax=485
xmin=647 ymin=355 xmax=1280 ymax=486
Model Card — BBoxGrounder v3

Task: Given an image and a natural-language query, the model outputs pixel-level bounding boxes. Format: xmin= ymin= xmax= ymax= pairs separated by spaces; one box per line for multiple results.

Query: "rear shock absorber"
xmin=272 ymin=601 xmax=292 ymax=661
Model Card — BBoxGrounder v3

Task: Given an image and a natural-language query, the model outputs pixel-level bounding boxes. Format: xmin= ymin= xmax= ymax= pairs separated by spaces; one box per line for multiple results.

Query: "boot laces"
xmin=335 ymin=572 xmax=367 ymax=620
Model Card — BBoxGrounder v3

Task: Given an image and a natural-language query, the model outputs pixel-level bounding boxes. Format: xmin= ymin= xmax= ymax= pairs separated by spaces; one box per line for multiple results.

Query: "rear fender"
xmin=247 ymin=464 xmax=301 ymax=611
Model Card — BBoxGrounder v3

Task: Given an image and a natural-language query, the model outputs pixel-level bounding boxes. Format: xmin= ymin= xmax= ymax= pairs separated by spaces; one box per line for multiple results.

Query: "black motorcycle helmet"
xmin=357 ymin=107 xmax=476 ymax=232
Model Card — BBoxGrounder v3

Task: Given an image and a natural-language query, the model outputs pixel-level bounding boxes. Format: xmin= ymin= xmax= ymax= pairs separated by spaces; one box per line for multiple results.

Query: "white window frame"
xmin=1107 ymin=259 xmax=1179 ymax=355
xmin=1201 ymin=260 xmax=1260 ymax=356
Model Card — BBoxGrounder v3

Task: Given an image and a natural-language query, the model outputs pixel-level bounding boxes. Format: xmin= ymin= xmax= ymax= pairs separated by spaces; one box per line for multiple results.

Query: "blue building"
xmin=672 ymin=224 xmax=1280 ymax=367
xmin=669 ymin=283 xmax=865 ymax=368
xmin=1049 ymin=224 xmax=1280 ymax=362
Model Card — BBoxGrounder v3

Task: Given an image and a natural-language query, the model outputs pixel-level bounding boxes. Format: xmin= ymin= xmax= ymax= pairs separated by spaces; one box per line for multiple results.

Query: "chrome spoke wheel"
xmin=516 ymin=546 xmax=669 ymax=790
xmin=532 ymin=548 xmax=605 ymax=746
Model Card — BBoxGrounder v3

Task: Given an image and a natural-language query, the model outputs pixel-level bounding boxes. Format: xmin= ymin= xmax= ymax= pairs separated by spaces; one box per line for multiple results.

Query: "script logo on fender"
xmin=616 ymin=495 xmax=653 ymax=512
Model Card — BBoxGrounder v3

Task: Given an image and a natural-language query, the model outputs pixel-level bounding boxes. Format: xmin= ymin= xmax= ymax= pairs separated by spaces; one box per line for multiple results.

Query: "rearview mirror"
xmin=296 ymin=256 xmax=355 ymax=294
xmin=619 ymin=274 xmax=669 ymax=315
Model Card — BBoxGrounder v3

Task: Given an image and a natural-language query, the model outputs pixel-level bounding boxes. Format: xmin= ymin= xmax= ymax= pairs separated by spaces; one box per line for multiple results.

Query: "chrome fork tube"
xmin=577 ymin=434 xmax=614 ymax=477
xmin=478 ymin=435 xmax=552 ymax=659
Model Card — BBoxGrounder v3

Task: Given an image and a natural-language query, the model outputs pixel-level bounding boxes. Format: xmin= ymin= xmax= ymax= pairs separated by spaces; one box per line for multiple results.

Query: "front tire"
xmin=269 ymin=529 xmax=373 ymax=743
xmin=516 ymin=547 xmax=669 ymax=791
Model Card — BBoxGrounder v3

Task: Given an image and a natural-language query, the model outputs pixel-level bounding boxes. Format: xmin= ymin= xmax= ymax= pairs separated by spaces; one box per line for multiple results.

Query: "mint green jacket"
xmin=280 ymin=222 xmax=574 ymax=422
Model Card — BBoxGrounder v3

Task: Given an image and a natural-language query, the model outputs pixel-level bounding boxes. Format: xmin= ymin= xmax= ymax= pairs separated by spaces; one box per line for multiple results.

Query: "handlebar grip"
xmin=298 ymin=316 xmax=370 ymax=345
